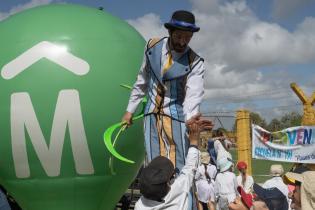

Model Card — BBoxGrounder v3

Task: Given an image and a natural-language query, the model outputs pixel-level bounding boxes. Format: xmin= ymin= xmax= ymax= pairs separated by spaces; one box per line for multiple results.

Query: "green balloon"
xmin=0 ymin=4 xmax=145 ymax=210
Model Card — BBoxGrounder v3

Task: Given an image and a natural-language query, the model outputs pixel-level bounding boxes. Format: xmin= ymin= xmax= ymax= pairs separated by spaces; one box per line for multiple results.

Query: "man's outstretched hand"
xmin=121 ymin=111 xmax=133 ymax=127
xmin=186 ymin=113 xmax=202 ymax=127
xmin=186 ymin=113 xmax=213 ymax=131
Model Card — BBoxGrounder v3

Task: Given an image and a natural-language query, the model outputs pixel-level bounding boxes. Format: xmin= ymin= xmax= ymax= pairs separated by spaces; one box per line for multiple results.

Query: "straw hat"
xmin=200 ymin=152 xmax=210 ymax=165
xmin=270 ymin=164 xmax=284 ymax=177
xmin=286 ymin=171 xmax=315 ymax=210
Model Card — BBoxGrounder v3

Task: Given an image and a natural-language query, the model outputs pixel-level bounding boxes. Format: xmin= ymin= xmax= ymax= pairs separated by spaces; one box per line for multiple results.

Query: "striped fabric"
xmin=144 ymin=114 xmax=188 ymax=171
xmin=144 ymin=38 xmax=194 ymax=122
xmin=143 ymin=114 xmax=197 ymax=210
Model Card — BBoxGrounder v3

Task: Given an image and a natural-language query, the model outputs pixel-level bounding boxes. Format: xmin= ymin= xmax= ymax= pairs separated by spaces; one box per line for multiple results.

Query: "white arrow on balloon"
xmin=1 ymin=41 xmax=90 ymax=80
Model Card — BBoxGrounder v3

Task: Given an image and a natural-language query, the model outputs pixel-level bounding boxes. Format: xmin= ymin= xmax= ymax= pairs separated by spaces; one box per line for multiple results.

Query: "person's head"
xmin=237 ymin=161 xmax=247 ymax=174
xmin=290 ymin=181 xmax=302 ymax=210
xmin=213 ymin=129 xmax=224 ymax=138
xmin=269 ymin=164 xmax=284 ymax=177
xmin=139 ymin=156 xmax=175 ymax=201
xmin=164 ymin=10 xmax=199 ymax=53
xmin=283 ymin=164 xmax=309 ymax=210
xmin=200 ymin=151 xmax=210 ymax=165
xmin=285 ymin=166 xmax=315 ymax=210
xmin=253 ymin=183 xmax=288 ymax=210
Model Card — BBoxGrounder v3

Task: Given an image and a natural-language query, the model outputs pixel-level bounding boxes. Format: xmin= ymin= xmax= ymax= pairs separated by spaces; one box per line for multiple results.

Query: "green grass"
xmin=230 ymin=149 xmax=293 ymax=183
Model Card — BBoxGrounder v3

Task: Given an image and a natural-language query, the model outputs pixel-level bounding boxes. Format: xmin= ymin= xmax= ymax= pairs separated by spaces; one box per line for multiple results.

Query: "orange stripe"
xmin=156 ymin=115 xmax=167 ymax=157
xmin=162 ymin=116 xmax=176 ymax=167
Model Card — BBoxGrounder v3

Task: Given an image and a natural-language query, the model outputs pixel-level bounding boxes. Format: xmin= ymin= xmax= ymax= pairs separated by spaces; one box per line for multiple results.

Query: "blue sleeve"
xmin=207 ymin=139 xmax=217 ymax=165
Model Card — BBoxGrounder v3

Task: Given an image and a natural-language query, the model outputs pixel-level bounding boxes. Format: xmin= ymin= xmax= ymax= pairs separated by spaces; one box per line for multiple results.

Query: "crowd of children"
xmin=193 ymin=136 xmax=314 ymax=210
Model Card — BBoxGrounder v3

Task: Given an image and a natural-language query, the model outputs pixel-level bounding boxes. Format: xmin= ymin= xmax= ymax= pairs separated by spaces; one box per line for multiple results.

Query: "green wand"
xmin=103 ymin=84 xmax=147 ymax=174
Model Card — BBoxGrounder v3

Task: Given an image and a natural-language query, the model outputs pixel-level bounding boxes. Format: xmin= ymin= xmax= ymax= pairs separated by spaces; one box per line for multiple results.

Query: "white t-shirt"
xmin=214 ymin=171 xmax=239 ymax=202
xmin=237 ymin=174 xmax=254 ymax=193
xmin=214 ymin=140 xmax=232 ymax=161
xmin=263 ymin=176 xmax=289 ymax=199
xmin=195 ymin=164 xmax=217 ymax=203
xmin=195 ymin=164 xmax=217 ymax=182
xmin=215 ymin=171 xmax=239 ymax=210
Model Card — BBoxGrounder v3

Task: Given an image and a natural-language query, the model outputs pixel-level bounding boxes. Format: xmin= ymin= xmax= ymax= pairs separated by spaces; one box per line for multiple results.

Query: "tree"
xmin=280 ymin=112 xmax=302 ymax=129
xmin=250 ymin=112 xmax=267 ymax=128
xmin=266 ymin=112 xmax=302 ymax=131
xmin=267 ymin=118 xmax=282 ymax=132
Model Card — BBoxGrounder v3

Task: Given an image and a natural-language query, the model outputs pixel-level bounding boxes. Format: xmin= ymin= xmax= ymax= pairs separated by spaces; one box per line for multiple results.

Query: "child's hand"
xmin=187 ymin=119 xmax=213 ymax=146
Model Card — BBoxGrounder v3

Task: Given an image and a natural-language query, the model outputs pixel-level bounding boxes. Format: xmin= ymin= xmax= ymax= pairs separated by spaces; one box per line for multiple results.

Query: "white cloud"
xmin=127 ymin=13 xmax=167 ymax=41
xmin=189 ymin=0 xmax=221 ymax=14
xmin=272 ymin=0 xmax=313 ymax=20
xmin=0 ymin=0 xmax=54 ymax=21
xmin=126 ymin=0 xmax=315 ymax=123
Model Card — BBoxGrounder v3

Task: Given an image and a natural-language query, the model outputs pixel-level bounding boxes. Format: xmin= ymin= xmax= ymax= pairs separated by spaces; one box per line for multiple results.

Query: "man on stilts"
xmin=122 ymin=10 xmax=206 ymax=210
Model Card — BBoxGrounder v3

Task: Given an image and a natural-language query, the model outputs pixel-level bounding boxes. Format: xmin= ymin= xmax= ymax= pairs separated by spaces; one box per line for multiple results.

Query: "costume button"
xmin=148 ymin=51 xmax=152 ymax=55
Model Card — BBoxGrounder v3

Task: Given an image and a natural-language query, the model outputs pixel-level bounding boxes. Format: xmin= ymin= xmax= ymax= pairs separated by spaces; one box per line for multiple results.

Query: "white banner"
xmin=252 ymin=124 xmax=315 ymax=163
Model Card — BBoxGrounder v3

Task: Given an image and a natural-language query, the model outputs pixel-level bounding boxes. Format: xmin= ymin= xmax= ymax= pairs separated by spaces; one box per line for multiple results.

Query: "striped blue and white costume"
xmin=127 ymin=37 xmax=205 ymax=171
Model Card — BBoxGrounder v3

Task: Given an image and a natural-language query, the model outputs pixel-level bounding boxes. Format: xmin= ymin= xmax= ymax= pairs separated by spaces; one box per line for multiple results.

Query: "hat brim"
xmin=285 ymin=172 xmax=304 ymax=183
xmin=164 ymin=23 xmax=200 ymax=32
xmin=283 ymin=174 xmax=296 ymax=185
xmin=270 ymin=173 xmax=282 ymax=177
xmin=237 ymin=166 xmax=247 ymax=170
xmin=219 ymin=160 xmax=233 ymax=172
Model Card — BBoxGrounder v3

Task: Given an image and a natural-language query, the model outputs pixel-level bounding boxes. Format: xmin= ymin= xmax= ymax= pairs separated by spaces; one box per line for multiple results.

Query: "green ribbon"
xmin=104 ymin=84 xmax=147 ymax=171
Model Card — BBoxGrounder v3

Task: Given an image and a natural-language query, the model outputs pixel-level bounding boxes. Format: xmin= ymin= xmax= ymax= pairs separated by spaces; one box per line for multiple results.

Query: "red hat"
xmin=237 ymin=161 xmax=247 ymax=170
xmin=237 ymin=186 xmax=253 ymax=208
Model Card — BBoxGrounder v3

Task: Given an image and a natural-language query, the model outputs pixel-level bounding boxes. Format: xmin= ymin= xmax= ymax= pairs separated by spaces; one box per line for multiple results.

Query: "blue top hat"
xmin=164 ymin=10 xmax=200 ymax=32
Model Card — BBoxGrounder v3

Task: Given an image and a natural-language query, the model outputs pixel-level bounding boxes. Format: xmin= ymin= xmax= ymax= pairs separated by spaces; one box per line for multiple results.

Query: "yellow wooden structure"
xmin=290 ymin=83 xmax=315 ymax=125
xmin=235 ymin=84 xmax=315 ymax=174
xmin=236 ymin=110 xmax=252 ymax=175
xmin=290 ymin=83 xmax=315 ymax=170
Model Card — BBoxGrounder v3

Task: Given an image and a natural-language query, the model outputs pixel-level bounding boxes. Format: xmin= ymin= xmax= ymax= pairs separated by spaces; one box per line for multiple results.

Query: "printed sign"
xmin=252 ymin=124 xmax=315 ymax=163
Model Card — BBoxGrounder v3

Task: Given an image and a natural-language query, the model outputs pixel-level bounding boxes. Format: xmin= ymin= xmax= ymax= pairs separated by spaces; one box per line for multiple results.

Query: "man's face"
xmin=169 ymin=30 xmax=193 ymax=53
xmin=290 ymin=185 xmax=301 ymax=210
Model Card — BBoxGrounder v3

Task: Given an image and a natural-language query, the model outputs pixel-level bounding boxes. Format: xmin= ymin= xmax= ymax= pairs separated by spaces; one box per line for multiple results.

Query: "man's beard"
xmin=170 ymin=39 xmax=187 ymax=53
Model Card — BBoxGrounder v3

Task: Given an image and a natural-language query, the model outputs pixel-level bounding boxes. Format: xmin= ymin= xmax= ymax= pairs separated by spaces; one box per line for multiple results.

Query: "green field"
xmin=230 ymin=149 xmax=293 ymax=183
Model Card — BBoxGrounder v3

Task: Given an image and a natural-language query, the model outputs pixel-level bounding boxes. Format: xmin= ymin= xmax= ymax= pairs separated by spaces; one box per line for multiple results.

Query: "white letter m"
xmin=11 ymin=89 xmax=94 ymax=178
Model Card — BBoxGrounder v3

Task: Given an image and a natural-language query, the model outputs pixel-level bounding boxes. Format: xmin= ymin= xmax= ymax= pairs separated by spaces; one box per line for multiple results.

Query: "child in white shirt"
xmin=214 ymin=157 xmax=239 ymax=210
xmin=195 ymin=152 xmax=217 ymax=210
xmin=236 ymin=161 xmax=254 ymax=194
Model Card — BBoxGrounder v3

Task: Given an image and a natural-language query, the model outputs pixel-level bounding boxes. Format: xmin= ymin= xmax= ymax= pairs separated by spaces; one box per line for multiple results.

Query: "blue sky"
xmin=2 ymin=0 xmax=315 ymax=27
xmin=1 ymin=0 xmax=315 ymax=129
